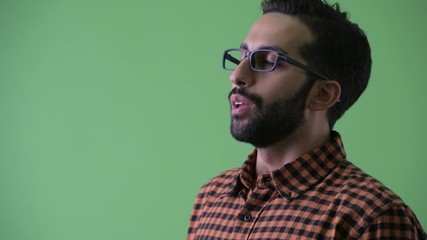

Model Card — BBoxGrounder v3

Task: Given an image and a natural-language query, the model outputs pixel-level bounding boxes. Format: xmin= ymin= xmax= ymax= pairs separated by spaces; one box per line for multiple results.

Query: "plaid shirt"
xmin=188 ymin=132 xmax=426 ymax=239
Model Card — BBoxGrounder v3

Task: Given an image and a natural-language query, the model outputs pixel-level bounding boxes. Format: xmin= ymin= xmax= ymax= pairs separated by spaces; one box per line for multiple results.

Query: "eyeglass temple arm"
xmin=225 ymin=53 xmax=241 ymax=65
xmin=282 ymin=56 xmax=330 ymax=80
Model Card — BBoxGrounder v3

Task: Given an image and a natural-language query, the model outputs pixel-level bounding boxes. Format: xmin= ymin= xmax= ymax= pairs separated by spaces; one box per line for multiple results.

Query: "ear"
xmin=307 ymin=80 xmax=341 ymax=111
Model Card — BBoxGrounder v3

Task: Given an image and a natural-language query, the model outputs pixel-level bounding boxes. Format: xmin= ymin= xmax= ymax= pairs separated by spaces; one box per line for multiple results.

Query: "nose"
xmin=229 ymin=58 xmax=255 ymax=88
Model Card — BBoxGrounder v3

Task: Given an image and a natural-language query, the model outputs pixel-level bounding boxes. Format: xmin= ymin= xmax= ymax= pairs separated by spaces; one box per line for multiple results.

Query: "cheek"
xmin=257 ymin=77 xmax=305 ymax=103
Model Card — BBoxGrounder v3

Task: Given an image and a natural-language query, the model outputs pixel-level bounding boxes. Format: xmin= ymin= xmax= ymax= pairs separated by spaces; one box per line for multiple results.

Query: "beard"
xmin=229 ymin=80 xmax=314 ymax=148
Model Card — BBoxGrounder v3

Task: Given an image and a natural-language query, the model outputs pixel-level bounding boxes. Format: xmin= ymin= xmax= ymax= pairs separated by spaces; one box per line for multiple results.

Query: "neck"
xmin=255 ymin=120 xmax=330 ymax=175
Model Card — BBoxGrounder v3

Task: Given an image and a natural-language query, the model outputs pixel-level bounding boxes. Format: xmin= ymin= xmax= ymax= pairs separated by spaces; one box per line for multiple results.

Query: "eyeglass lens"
xmin=224 ymin=49 xmax=279 ymax=71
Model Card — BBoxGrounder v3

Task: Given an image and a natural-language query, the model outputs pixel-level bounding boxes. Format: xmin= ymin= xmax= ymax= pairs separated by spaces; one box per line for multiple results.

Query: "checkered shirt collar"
xmin=229 ymin=131 xmax=347 ymax=200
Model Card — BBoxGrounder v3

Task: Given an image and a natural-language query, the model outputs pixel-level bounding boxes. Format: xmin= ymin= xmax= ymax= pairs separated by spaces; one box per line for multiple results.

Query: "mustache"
xmin=228 ymin=88 xmax=263 ymax=108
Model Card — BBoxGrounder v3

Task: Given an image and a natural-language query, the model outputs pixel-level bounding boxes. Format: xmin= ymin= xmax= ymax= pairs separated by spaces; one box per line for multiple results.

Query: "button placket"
xmin=243 ymin=214 xmax=252 ymax=222
xmin=256 ymin=174 xmax=274 ymax=189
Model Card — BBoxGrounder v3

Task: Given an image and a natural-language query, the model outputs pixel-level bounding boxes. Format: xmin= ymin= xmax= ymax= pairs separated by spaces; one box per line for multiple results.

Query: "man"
xmin=188 ymin=0 xmax=426 ymax=239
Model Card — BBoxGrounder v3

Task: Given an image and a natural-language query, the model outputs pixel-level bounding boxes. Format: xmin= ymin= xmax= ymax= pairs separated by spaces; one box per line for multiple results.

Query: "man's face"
xmin=228 ymin=13 xmax=315 ymax=148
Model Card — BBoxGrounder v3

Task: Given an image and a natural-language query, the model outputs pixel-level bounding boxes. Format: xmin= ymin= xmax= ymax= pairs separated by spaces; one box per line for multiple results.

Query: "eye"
xmin=252 ymin=51 xmax=277 ymax=70
xmin=265 ymin=53 xmax=277 ymax=63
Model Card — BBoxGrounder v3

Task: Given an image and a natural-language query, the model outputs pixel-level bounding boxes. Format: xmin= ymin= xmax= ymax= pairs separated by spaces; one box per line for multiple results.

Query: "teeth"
xmin=235 ymin=101 xmax=243 ymax=106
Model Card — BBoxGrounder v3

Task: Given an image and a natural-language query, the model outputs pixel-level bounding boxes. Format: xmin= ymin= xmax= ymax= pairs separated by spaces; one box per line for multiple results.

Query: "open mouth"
xmin=230 ymin=94 xmax=254 ymax=115
xmin=234 ymin=101 xmax=244 ymax=108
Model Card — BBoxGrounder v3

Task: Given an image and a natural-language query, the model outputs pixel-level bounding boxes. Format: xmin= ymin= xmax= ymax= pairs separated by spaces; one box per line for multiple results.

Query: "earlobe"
xmin=308 ymin=80 xmax=341 ymax=111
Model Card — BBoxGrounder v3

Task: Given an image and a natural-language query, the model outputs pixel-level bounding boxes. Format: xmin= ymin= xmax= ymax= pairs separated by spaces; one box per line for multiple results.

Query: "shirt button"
xmin=243 ymin=214 xmax=252 ymax=222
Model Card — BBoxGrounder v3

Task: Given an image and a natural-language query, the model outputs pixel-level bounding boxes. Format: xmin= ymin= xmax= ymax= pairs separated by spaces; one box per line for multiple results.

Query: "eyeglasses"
xmin=222 ymin=48 xmax=329 ymax=80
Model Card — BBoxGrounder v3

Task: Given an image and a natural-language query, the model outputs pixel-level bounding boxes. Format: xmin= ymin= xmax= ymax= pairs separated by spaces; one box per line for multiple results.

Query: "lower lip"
xmin=232 ymin=104 xmax=253 ymax=116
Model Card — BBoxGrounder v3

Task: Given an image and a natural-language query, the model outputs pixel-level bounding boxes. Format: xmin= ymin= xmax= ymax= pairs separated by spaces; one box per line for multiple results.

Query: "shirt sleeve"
xmin=359 ymin=204 xmax=427 ymax=239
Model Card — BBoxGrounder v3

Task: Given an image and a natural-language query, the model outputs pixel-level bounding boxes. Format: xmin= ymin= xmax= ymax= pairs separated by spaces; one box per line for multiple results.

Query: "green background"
xmin=1 ymin=0 xmax=426 ymax=239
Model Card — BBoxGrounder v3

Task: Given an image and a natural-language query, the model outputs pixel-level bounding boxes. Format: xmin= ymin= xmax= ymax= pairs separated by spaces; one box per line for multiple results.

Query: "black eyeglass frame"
xmin=223 ymin=48 xmax=330 ymax=80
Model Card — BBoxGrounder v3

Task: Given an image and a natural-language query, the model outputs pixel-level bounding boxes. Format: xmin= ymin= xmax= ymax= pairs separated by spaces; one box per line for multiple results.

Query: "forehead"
xmin=243 ymin=13 xmax=313 ymax=56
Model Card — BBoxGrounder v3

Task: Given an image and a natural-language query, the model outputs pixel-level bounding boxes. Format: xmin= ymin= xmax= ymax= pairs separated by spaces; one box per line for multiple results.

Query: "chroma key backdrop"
xmin=1 ymin=0 xmax=426 ymax=239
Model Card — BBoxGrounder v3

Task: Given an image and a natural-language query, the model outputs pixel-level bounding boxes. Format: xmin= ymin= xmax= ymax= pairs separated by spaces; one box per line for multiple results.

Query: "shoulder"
xmin=201 ymin=168 xmax=241 ymax=194
xmin=359 ymin=203 xmax=427 ymax=239
xmin=336 ymin=160 xmax=403 ymax=207
xmin=197 ymin=168 xmax=241 ymax=198
xmin=328 ymin=160 xmax=424 ymax=236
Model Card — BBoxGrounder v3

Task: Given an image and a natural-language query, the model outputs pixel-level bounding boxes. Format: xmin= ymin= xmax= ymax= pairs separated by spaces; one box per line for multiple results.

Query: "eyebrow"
xmin=240 ymin=42 xmax=289 ymax=55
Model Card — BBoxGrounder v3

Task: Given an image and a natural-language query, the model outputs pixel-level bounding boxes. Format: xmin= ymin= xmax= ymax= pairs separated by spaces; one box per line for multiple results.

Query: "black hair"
xmin=262 ymin=0 xmax=372 ymax=128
